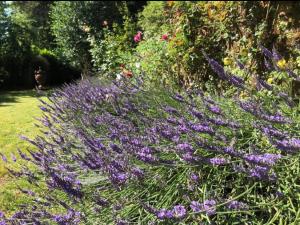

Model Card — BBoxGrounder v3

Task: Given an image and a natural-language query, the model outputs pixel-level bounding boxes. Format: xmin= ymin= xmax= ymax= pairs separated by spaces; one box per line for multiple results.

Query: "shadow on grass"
xmin=0 ymin=89 xmax=51 ymax=106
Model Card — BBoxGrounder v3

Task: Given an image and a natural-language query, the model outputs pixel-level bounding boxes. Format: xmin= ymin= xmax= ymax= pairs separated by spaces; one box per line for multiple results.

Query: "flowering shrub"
xmin=1 ymin=47 xmax=300 ymax=224
xmin=132 ymin=1 xmax=300 ymax=91
xmin=88 ymin=15 xmax=137 ymax=75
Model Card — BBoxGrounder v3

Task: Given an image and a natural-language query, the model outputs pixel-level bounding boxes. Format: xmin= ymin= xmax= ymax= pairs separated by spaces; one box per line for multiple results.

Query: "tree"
xmin=50 ymin=1 xmax=125 ymax=79
xmin=0 ymin=1 xmax=8 ymax=56
xmin=11 ymin=1 xmax=54 ymax=49
xmin=0 ymin=1 xmax=52 ymax=88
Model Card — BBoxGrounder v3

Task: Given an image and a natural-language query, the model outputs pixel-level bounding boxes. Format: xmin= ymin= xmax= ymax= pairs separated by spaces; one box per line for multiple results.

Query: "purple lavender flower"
xmin=203 ymin=52 xmax=245 ymax=89
xmin=228 ymin=74 xmax=245 ymax=89
xmin=260 ymin=45 xmax=273 ymax=59
xmin=130 ymin=138 xmax=143 ymax=147
xmin=201 ymin=200 xmax=217 ymax=216
xmin=206 ymin=104 xmax=222 ymax=115
xmin=53 ymin=209 xmax=81 ymax=225
xmin=164 ymin=106 xmax=179 ymax=114
xmin=272 ymin=138 xmax=300 ymax=152
xmin=110 ymin=143 xmax=123 ymax=154
xmin=256 ymin=77 xmax=273 ymax=91
xmin=223 ymin=146 xmax=236 ymax=155
xmin=136 ymin=147 xmax=157 ymax=163
xmin=181 ymin=152 xmax=200 ymax=163
xmin=131 ymin=167 xmax=144 ymax=178
xmin=172 ymin=205 xmax=186 ymax=218
xmin=236 ymin=60 xmax=245 ymax=70
xmin=275 ymin=191 xmax=284 ymax=198
xmin=238 ymin=100 xmax=259 ymax=116
xmin=203 ymin=55 xmax=229 ymax=80
xmin=94 ymin=196 xmax=109 ymax=207
xmin=264 ymin=58 xmax=274 ymax=71
xmin=261 ymin=113 xmax=291 ymax=124
xmin=209 ymin=157 xmax=229 ymax=166
xmin=190 ymin=123 xmax=214 ymax=134
xmin=239 ymin=100 xmax=290 ymax=124
xmin=244 ymin=153 xmax=281 ymax=166
xmin=178 ymin=124 xmax=189 ymax=134
xmin=17 ymin=149 xmax=30 ymax=161
xmin=190 ymin=108 xmax=205 ymax=120
xmin=272 ymin=47 xmax=283 ymax=61
xmin=19 ymin=188 xmax=35 ymax=196
xmin=286 ymin=69 xmax=300 ymax=80
xmin=156 ymin=209 xmax=173 ymax=219
xmin=173 ymin=93 xmax=185 ymax=102
xmin=158 ymin=125 xmax=178 ymax=140
xmin=111 ymin=173 xmax=127 ymax=185
xmin=166 ymin=116 xmax=178 ymax=124
xmin=227 ymin=200 xmax=248 ymax=210
xmin=190 ymin=173 xmax=199 ymax=182
xmin=261 ymin=125 xmax=288 ymax=139
xmin=248 ymin=165 xmax=271 ymax=180
xmin=171 ymin=135 xmax=180 ymax=143
xmin=113 ymin=204 xmax=122 ymax=211
xmin=0 ymin=153 xmax=7 ymax=163
xmin=176 ymin=143 xmax=194 ymax=153
xmin=190 ymin=201 xmax=201 ymax=213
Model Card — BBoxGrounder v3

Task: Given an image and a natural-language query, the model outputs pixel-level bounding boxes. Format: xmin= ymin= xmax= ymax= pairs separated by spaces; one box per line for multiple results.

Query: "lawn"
xmin=0 ymin=90 xmax=44 ymax=213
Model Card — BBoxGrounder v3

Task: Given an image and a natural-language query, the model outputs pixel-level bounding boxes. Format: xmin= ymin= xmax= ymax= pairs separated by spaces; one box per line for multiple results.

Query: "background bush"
xmin=117 ymin=1 xmax=300 ymax=91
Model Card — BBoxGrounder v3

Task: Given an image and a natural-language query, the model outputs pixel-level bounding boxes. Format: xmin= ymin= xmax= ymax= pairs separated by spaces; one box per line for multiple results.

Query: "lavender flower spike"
xmin=227 ymin=200 xmax=248 ymax=210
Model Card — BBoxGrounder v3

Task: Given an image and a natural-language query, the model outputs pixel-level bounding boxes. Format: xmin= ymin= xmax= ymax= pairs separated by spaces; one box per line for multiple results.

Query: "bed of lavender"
xmin=1 ymin=47 xmax=300 ymax=224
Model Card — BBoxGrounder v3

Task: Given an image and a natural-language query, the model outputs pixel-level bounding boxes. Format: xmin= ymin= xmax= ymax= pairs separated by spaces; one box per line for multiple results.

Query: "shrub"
xmin=88 ymin=15 xmax=137 ymax=75
xmin=31 ymin=45 xmax=81 ymax=87
xmin=133 ymin=1 xmax=300 ymax=90
xmin=50 ymin=1 xmax=126 ymax=77
xmin=0 ymin=67 xmax=9 ymax=86
xmin=2 ymin=47 xmax=300 ymax=224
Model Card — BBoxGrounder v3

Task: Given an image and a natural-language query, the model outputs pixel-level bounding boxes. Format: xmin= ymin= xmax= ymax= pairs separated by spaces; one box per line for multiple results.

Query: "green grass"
xmin=0 ymin=90 xmax=45 ymax=213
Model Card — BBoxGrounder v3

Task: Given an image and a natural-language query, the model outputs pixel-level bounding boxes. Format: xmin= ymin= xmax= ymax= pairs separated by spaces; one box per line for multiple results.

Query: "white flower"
xmin=116 ymin=73 xmax=122 ymax=81
xmin=135 ymin=62 xmax=141 ymax=69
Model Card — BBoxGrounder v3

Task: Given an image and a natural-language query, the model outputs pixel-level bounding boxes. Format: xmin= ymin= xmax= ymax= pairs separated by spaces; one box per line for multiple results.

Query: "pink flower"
xmin=161 ymin=34 xmax=169 ymax=41
xmin=134 ymin=31 xmax=142 ymax=43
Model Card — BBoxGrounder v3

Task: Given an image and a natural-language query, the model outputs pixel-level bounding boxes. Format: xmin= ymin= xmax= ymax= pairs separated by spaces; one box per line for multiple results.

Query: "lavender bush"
xmin=1 ymin=47 xmax=300 ymax=224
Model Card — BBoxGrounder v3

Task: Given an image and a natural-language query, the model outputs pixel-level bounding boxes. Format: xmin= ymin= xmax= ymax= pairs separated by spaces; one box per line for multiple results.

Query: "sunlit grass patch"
xmin=0 ymin=89 xmax=45 ymax=212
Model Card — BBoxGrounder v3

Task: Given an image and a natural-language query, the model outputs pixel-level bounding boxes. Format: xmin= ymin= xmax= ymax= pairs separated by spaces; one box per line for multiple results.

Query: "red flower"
xmin=134 ymin=31 xmax=142 ymax=43
xmin=161 ymin=34 xmax=169 ymax=41
xmin=122 ymin=69 xmax=133 ymax=78
xmin=119 ymin=64 xmax=133 ymax=78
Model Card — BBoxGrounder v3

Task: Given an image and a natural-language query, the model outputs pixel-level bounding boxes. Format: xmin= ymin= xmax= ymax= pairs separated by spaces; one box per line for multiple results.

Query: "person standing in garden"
xmin=34 ymin=66 xmax=46 ymax=90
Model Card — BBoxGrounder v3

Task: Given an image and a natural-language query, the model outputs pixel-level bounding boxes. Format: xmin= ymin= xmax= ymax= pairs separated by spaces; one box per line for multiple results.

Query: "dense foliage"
xmin=1 ymin=47 xmax=300 ymax=224
xmin=50 ymin=1 xmax=126 ymax=77
xmin=1 ymin=1 xmax=300 ymax=90
xmin=127 ymin=1 xmax=300 ymax=90
xmin=0 ymin=1 xmax=80 ymax=89
xmin=1 ymin=1 xmax=300 ymax=224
